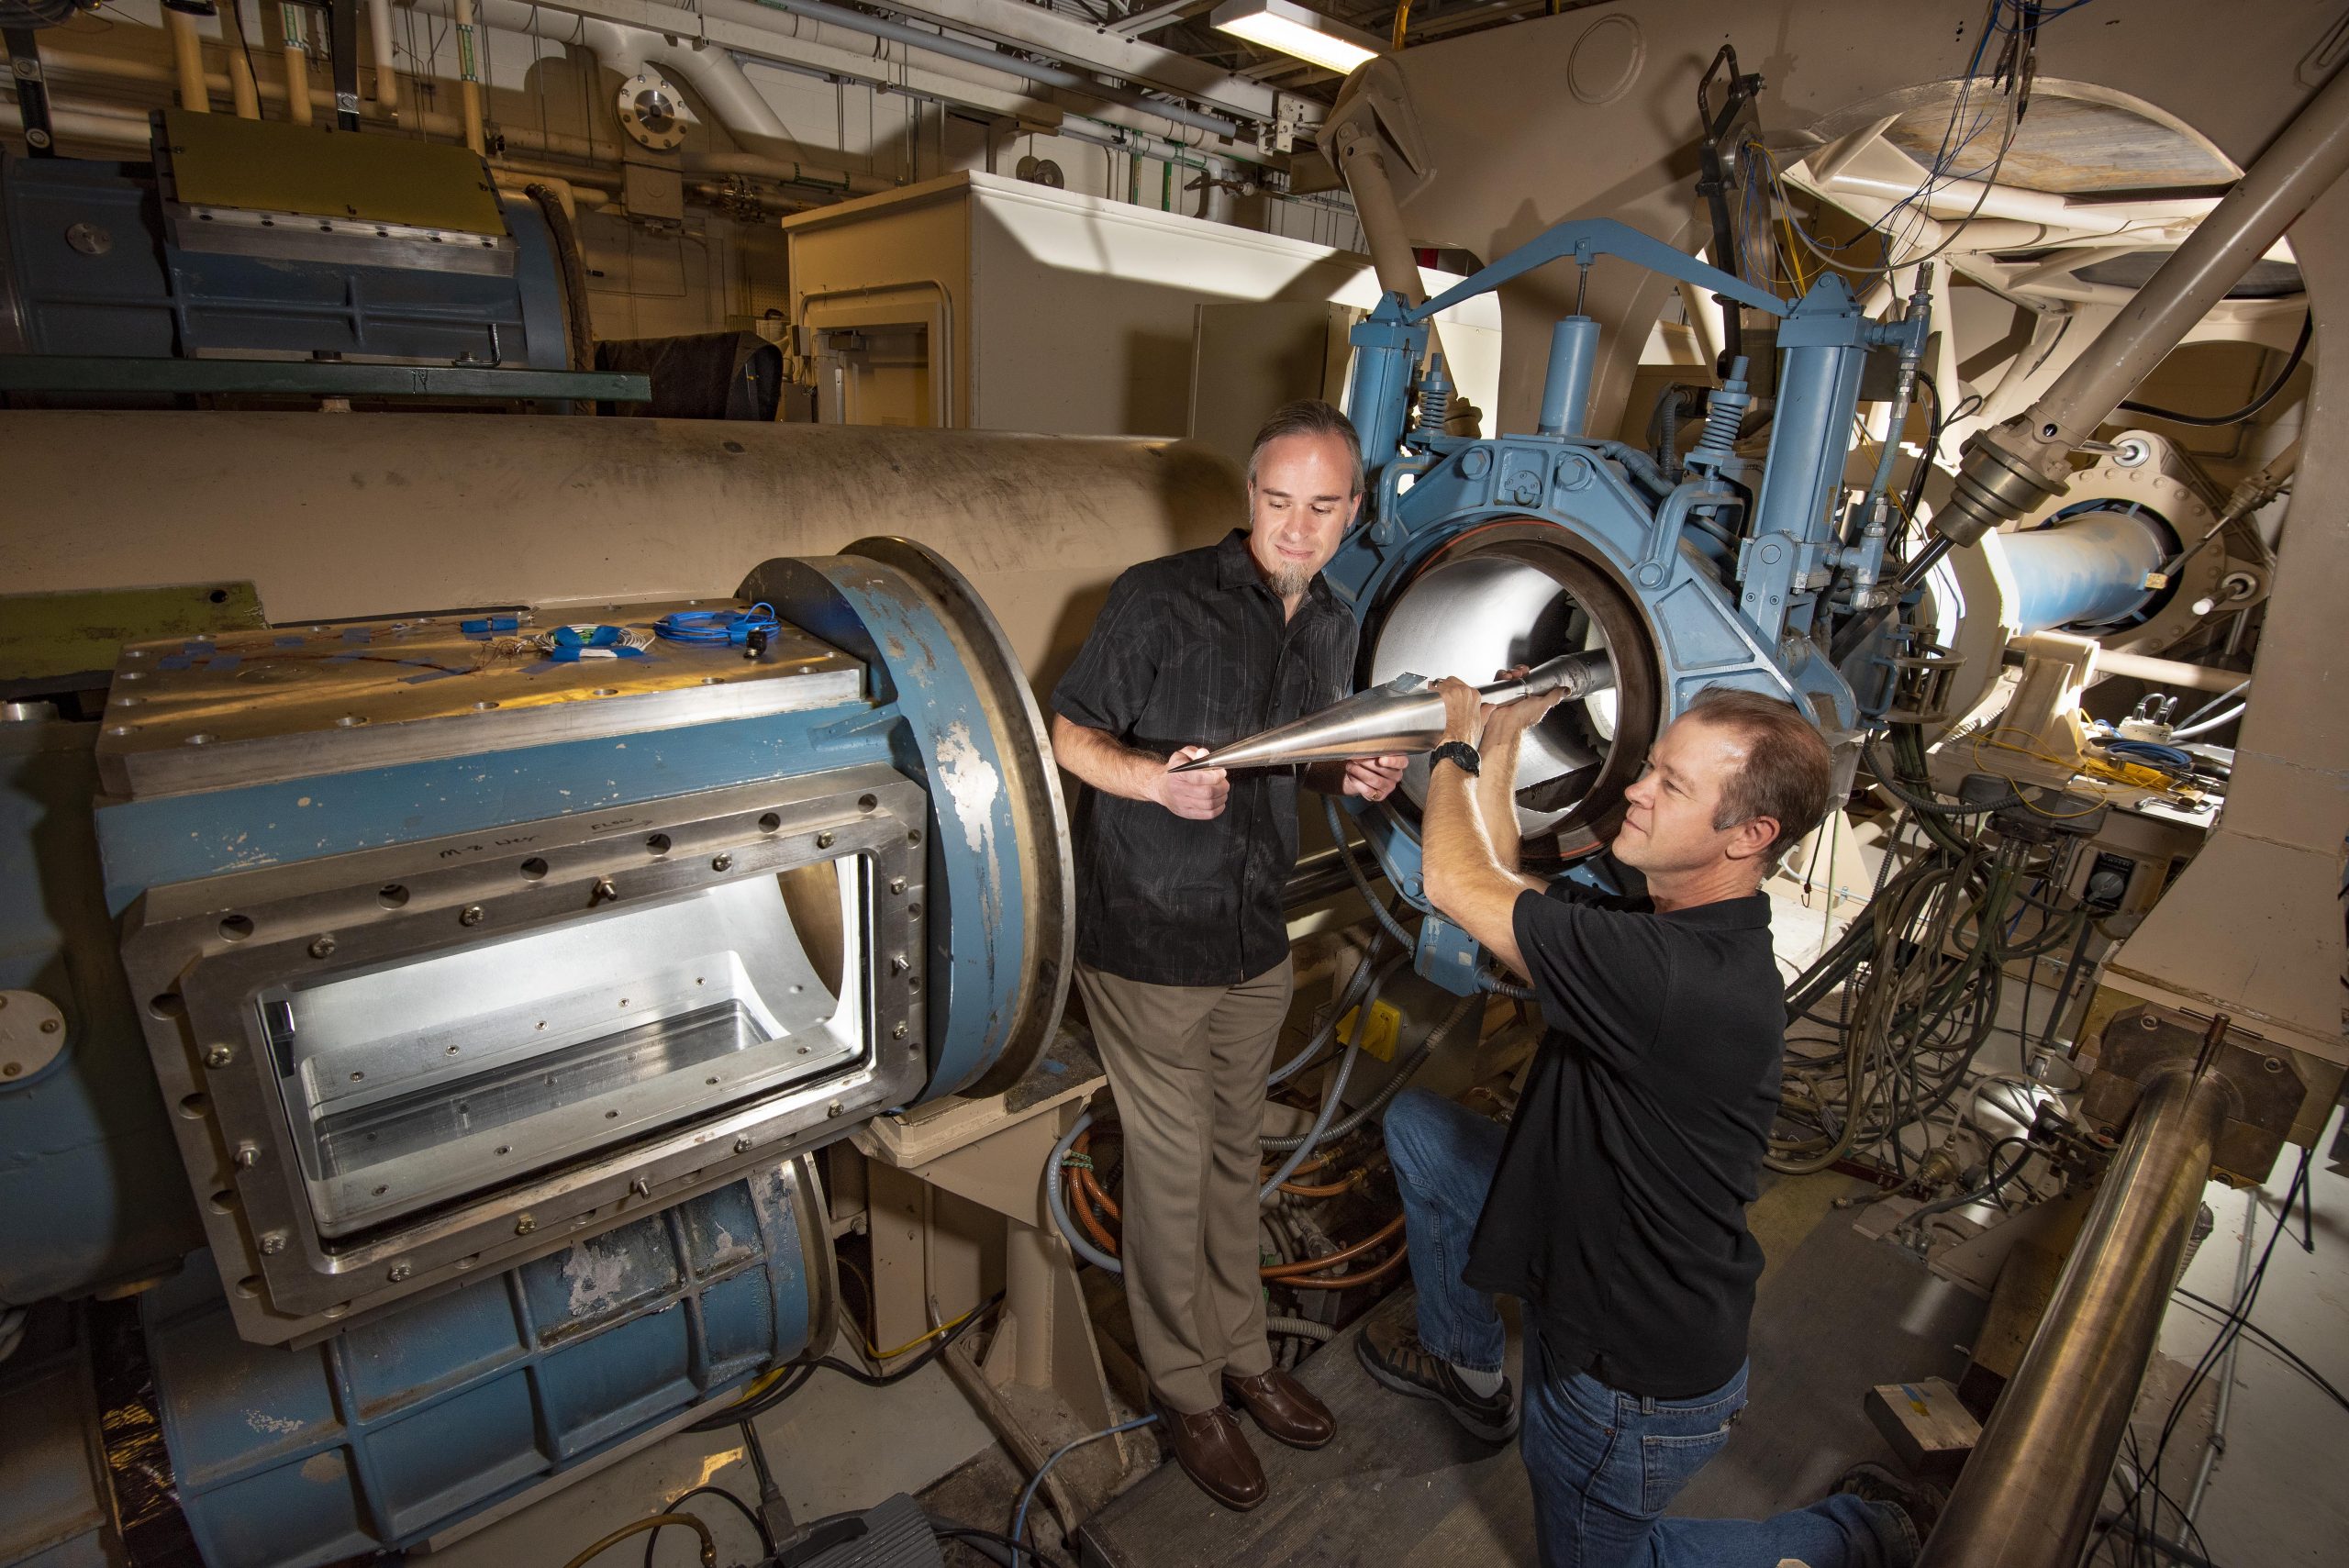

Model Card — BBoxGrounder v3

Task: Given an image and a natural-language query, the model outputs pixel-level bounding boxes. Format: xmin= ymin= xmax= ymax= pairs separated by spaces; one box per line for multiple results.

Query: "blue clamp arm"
xmin=1407 ymin=217 xmax=1791 ymax=324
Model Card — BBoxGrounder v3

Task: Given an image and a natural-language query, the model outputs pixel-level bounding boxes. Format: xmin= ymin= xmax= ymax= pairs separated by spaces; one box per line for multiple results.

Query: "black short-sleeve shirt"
xmin=1051 ymin=529 xmax=1356 ymax=987
xmin=1462 ymin=859 xmax=1784 ymax=1398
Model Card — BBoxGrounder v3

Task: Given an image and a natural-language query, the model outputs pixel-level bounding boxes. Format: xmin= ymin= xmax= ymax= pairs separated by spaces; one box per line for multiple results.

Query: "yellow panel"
xmin=160 ymin=110 xmax=507 ymax=236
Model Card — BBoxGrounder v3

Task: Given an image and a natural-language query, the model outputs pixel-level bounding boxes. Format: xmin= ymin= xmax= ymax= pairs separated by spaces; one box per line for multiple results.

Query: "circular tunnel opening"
xmin=1365 ymin=524 xmax=1661 ymax=864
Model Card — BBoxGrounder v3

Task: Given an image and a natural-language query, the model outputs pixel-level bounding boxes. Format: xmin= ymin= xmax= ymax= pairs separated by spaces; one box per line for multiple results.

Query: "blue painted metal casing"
xmin=0 ymin=717 xmax=202 ymax=1307
xmin=145 ymin=1161 xmax=826 ymax=1568
xmin=745 ymin=539 xmax=1074 ymax=1103
xmin=0 ymin=155 xmax=569 ymax=371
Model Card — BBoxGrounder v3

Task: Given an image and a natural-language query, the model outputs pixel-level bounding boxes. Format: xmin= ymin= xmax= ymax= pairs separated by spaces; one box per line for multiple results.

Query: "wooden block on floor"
xmin=1865 ymin=1376 xmax=1980 ymax=1481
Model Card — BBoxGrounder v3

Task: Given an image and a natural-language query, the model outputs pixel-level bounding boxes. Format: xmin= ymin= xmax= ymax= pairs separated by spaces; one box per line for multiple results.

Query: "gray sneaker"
xmin=1356 ymin=1318 xmax=1519 ymax=1443
xmin=1835 ymin=1462 xmax=1944 ymax=1548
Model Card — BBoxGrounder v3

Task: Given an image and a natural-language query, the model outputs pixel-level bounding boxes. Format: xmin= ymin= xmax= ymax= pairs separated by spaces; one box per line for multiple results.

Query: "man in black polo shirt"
xmin=1050 ymin=401 xmax=1406 ymax=1511
xmin=1359 ymin=680 xmax=1928 ymax=1566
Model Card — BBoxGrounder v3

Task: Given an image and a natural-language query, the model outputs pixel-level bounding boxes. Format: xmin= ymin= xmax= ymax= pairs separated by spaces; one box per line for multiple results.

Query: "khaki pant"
xmin=1074 ymin=956 xmax=1294 ymax=1415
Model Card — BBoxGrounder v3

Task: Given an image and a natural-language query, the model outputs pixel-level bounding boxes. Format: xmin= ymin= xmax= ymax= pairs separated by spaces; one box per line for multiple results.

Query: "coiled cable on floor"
xmin=1048 ymin=1110 xmax=1126 ymax=1273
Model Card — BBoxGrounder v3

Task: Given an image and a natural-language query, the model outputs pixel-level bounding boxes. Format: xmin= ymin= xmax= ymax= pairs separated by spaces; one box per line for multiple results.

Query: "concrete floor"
xmin=411 ymin=923 xmax=2347 ymax=1568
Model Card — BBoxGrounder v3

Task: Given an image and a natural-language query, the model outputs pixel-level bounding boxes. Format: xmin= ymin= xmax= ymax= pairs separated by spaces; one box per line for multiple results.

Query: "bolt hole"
xmin=520 ymin=857 xmax=549 ymax=880
xmin=335 ymin=715 xmax=369 ymax=728
xmin=858 ymin=794 xmax=877 ymax=813
xmin=605 ymin=1108 xmax=618 ymax=1118
xmin=149 ymin=992 xmax=185 ymax=1020
xmin=591 ymin=686 xmax=619 ymax=697
xmin=372 ymin=1184 xmax=388 ymax=1196
xmin=907 ymin=828 xmax=922 ymax=845
xmin=235 ymin=1276 xmax=262 ymax=1299
xmin=350 ymin=1070 xmax=364 ymax=1082
xmin=208 ymin=1189 xmax=236 ymax=1213
xmin=179 ymin=1093 xmax=208 ymax=1118
xmin=908 ymin=902 xmax=922 ymax=917
xmin=495 ymin=1144 xmax=511 ymax=1155
xmin=218 ymin=914 xmax=255 ymax=942
xmin=758 ymin=812 xmax=781 ymax=832
xmin=646 ymin=833 xmax=672 ymax=855
xmin=207 ymin=588 xmax=229 ymax=604
xmin=378 ymin=883 xmax=409 ymax=908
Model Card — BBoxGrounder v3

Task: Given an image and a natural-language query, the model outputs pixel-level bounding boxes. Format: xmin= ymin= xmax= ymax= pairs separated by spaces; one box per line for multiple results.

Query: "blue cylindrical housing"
xmin=2005 ymin=507 xmax=2169 ymax=632
xmin=1538 ymin=317 xmax=1601 ymax=436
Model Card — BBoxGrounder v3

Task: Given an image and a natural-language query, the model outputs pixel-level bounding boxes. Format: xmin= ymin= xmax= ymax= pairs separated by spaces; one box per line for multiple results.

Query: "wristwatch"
xmin=1431 ymin=740 xmax=1481 ymax=777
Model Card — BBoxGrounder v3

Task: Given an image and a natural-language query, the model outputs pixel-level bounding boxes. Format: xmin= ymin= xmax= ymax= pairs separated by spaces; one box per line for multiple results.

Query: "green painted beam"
xmin=0 ymin=356 xmax=651 ymax=402
xmin=1 ymin=583 xmax=270 ymax=693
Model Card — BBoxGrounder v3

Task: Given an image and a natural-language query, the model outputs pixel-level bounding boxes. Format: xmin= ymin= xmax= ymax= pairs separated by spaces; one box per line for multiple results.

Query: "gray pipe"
xmin=1937 ymin=62 xmax=2349 ymax=547
xmin=745 ymin=0 xmax=1239 ymax=139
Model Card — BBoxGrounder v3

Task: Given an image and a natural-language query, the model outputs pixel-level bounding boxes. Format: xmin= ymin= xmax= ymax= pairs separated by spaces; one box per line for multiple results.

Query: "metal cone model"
xmin=1171 ymin=649 xmax=1615 ymax=772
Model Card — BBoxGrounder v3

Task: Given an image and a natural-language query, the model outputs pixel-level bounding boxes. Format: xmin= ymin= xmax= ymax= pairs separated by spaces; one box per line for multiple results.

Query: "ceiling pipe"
xmin=163 ymin=7 xmax=207 ymax=111
xmin=369 ymin=0 xmax=399 ymax=116
xmin=738 ymin=0 xmax=1238 ymax=139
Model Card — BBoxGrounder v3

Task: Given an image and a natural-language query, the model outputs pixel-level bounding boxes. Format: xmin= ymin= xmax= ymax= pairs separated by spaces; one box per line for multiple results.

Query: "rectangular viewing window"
xmin=256 ymin=860 xmax=866 ymax=1238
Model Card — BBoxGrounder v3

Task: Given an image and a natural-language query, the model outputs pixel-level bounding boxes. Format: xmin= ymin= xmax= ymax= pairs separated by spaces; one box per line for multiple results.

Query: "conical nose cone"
xmin=1174 ymin=677 xmax=1449 ymax=772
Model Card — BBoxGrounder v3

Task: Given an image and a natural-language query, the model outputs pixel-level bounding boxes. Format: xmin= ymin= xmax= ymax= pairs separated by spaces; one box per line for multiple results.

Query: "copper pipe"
xmin=1258 ymin=1211 xmax=1406 ymax=1278
xmin=1275 ymin=1247 xmax=1408 ymax=1292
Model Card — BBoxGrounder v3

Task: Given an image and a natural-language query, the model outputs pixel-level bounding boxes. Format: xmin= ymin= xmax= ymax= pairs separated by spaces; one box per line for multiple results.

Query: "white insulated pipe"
xmin=453 ymin=0 xmax=486 ymax=154
xmin=370 ymin=0 xmax=400 ymax=116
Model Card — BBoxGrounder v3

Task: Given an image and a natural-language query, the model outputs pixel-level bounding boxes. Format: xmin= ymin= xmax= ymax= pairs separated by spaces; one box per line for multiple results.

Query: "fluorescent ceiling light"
xmin=1210 ymin=0 xmax=1383 ymax=74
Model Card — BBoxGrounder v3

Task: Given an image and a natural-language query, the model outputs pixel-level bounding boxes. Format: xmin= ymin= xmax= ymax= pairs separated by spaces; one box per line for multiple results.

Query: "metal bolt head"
xmin=889 ymin=877 xmax=907 ymax=895
xmin=40 ymin=1018 xmax=60 ymax=1034
xmin=205 ymin=1044 xmax=235 ymax=1068
xmin=629 ymin=1175 xmax=651 ymax=1197
xmin=890 ymin=954 xmax=910 ymax=976
xmin=2 ymin=1062 xmax=18 ymax=1078
xmin=712 ymin=853 xmax=733 ymax=872
xmin=260 ymin=1231 xmax=287 ymax=1256
xmin=734 ymin=1134 xmax=753 ymax=1153
xmin=2141 ymin=1015 xmax=2161 ymax=1030
xmin=308 ymin=935 xmax=337 ymax=959
xmin=2263 ymin=1056 xmax=2285 ymax=1073
xmin=826 ymin=1100 xmax=843 ymax=1118
xmin=892 ymin=1022 xmax=909 ymax=1041
xmin=387 ymin=1262 xmax=412 ymax=1283
xmin=459 ymin=905 xmax=485 ymax=927
xmin=816 ymin=831 xmax=836 ymax=850
xmin=234 ymin=1141 xmax=260 ymax=1169
xmin=515 ymin=1214 xmax=536 ymax=1235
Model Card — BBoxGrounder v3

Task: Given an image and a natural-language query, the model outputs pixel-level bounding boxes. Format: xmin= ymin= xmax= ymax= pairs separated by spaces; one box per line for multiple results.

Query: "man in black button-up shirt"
xmin=1050 ymin=401 xmax=1403 ymax=1510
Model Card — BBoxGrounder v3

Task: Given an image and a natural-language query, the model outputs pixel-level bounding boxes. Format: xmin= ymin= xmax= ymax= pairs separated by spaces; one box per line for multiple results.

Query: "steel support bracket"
xmin=2079 ymin=1005 xmax=2308 ymax=1185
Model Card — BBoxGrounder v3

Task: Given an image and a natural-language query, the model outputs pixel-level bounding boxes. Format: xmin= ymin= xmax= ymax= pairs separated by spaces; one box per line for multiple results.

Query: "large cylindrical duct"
xmin=2002 ymin=507 xmax=2170 ymax=633
xmin=0 ymin=414 xmax=1245 ymax=692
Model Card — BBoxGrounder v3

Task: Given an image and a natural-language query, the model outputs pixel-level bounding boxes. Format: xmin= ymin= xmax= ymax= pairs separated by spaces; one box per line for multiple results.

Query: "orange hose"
xmin=1278 ymin=1170 xmax=1364 ymax=1199
xmin=1259 ymin=1211 xmax=1406 ymax=1279
xmin=1274 ymin=1246 xmax=1408 ymax=1291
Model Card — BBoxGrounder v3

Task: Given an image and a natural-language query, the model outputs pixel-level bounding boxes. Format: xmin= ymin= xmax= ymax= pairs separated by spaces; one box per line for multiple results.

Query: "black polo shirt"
xmin=1051 ymin=529 xmax=1356 ymax=988
xmin=1463 ymin=861 xmax=1784 ymax=1398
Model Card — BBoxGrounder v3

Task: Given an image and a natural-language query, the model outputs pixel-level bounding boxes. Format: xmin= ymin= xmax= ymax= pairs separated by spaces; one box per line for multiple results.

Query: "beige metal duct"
xmin=0 ymin=417 xmax=1245 ymax=691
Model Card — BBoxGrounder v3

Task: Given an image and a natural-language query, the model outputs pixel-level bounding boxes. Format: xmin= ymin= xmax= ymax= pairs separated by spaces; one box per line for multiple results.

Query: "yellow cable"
xmin=1966 ymin=727 xmax=2116 ymax=819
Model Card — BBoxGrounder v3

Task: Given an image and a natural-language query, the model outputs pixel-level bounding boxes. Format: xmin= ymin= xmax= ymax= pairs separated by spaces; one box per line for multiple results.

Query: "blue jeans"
xmin=1382 ymin=1089 xmax=1919 ymax=1568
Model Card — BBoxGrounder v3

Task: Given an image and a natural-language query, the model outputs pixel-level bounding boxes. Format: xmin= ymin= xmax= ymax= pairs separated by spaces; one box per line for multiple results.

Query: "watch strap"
xmin=1431 ymin=740 xmax=1481 ymax=777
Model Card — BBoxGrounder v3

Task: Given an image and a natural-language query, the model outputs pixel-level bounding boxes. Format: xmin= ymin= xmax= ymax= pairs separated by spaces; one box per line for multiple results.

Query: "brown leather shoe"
xmin=1223 ymin=1367 xmax=1335 ymax=1450
xmin=1151 ymin=1396 xmax=1266 ymax=1511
